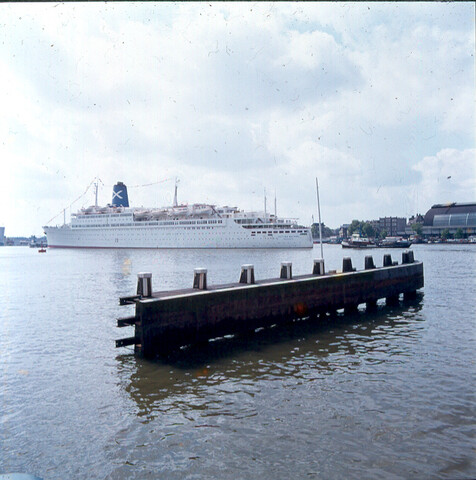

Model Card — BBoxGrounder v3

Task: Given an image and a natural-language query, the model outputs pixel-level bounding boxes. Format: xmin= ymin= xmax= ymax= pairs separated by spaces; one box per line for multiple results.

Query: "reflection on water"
xmin=119 ymin=296 xmax=424 ymax=419
xmin=107 ymin=293 xmax=467 ymax=480
xmin=2 ymin=245 xmax=475 ymax=480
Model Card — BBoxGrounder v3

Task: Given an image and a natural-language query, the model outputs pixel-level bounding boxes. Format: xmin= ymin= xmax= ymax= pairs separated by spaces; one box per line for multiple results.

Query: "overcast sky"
xmin=1 ymin=2 xmax=474 ymax=236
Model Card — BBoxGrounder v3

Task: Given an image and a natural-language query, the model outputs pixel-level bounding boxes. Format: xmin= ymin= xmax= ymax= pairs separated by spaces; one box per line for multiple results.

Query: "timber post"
xmin=364 ymin=255 xmax=376 ymax=270
xmin=342 ymin=257 xmax=355 ymax=273
xmin=239 ymin=264 xmax=255 ymax=284
xmin=313 ymin=259 xmax=325 ymax=275
xmin=280 ymin=262 xmax=292 ymax=280
xmin=193 ymin=268 xmax=207 ymax=290
xmin=136 ymin=272 xmax=152 ymax=298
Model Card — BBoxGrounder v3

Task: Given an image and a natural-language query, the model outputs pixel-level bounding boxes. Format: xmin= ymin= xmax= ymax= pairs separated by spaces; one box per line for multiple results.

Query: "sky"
xmin=1 ymin=2 xmax=475 ymax=236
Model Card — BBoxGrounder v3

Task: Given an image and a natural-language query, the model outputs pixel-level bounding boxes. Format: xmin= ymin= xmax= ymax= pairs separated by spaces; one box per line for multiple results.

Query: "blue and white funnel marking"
xmin=112 ymin=182 xmax=129 ymax=207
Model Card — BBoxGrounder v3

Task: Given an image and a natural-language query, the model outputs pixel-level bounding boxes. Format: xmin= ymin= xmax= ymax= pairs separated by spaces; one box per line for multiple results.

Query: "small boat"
xmin=38 ymin=248 xmax=47 ymax=253
xmin=377 ymin=236 xmax=411 ymax=248
xmin=342 ymin=233 xmax=376 ymax=248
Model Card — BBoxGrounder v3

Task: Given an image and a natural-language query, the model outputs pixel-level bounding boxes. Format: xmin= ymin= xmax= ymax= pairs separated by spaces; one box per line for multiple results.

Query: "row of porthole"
xmin=252 ymin=230 xmax=303 ymax=234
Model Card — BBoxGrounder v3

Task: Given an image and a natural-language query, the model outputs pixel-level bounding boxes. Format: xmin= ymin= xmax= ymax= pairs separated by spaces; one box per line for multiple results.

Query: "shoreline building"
xmin=422 ymin=202 xmax=476 ymax=236
xmin=378 ymin=217 xmax=407 ymax=236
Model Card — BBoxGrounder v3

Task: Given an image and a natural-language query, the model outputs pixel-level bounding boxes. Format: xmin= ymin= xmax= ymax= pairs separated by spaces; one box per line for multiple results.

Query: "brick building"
xmin=378 ymin=217 xmax=407 ymax=236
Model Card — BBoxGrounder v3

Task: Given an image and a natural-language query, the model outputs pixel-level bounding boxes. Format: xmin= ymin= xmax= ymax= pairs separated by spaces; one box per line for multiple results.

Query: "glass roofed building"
xmin=422 ymin=203 xmax=476 ymax=236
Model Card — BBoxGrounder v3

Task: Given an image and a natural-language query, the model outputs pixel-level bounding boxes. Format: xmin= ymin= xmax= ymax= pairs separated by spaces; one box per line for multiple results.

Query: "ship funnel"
xmin=112 ymin=182 xmax=129 ymax=207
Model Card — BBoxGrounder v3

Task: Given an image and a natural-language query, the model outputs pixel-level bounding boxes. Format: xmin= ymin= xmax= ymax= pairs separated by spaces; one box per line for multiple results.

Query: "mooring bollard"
xmin=239 ymin=264 xmax=255 ymax=284
xmin=313 ymin=259 xmax=325 ymax=275
xmin=137 ymin=272 xmax=152 ymax=298
xmin=383 ymin=254 xmax=393 ymax=267
xmin=402 ymin=251 xmax=410 ymax=264
xmin=280 ymin=262 xmax=292 ymax=279
xmin=402 ymin=250 xmax=414 ymax=264
xmin=342 ymin=257 xmax=355 ymax=273
xmin=364 ymin=255 xmax=376 ymax=270
xmin=193 ymin=268 xmax=207 ymax=290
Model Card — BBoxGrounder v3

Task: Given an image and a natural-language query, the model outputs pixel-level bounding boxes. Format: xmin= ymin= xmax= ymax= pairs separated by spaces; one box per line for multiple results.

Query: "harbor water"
xmin=1 ymin=244 xmax=475 ymax=479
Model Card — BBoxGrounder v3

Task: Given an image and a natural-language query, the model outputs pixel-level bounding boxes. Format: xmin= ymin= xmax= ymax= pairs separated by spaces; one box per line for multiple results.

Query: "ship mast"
xmin=173 ymin=178 xmax=179 ymax=207
xmin=264 ymin=188 xmax=267 ymax=221
xmin=94 ymin=180 xmax=99 ymax=208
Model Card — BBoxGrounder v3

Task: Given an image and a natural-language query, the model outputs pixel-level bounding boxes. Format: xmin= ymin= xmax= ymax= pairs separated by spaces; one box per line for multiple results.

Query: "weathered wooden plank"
xmin=119 ymin=295 xmax=141 ymax=306
xmin=115 ymin=337 xmax=138 ymax=348
xmin=117 ymin=316 xmax=137 ymax=327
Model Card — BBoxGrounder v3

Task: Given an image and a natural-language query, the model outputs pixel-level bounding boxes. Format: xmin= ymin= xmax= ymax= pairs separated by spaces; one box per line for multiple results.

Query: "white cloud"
xmin=0 ymin=2 xmax=474 ymax=236
xmin=412 ymin=148 xmax=476 ymax=209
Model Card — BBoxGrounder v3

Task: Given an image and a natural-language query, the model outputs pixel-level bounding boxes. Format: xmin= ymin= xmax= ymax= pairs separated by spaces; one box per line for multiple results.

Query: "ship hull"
xmin=44 ymin=220 xmax=313 ymax=249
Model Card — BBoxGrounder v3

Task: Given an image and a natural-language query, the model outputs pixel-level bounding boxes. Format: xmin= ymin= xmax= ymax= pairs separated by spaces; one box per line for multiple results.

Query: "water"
xmin=1 ymin=244 xmax=475 ymax=479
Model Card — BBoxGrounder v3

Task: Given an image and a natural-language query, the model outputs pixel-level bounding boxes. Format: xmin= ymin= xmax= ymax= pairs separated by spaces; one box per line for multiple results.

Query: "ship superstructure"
xmin=43 ymin=182 xmax=313 ymax=249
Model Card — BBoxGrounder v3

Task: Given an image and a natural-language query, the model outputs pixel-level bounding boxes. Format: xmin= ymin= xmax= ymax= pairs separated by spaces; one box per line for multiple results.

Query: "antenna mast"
xmin=316 ymin=178 xmax=324 ymax=260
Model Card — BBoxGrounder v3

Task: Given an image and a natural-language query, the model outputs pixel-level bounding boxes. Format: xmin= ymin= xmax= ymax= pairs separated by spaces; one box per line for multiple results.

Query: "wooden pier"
xmin=116 ymin=251 xmax=423 ymax=359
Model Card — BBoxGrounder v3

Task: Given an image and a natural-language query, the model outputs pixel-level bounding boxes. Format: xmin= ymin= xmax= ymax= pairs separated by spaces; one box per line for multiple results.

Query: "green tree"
xmin=379 ymin=230 xmax=388 ymax=240
xmin=411 ymin=223 xmax=423 ymax=236
xmin=348 ymin=220 xmax=362 ymax=236
xmin=441 ymin=228 xmax=450 ymax=240
xmin=362 ymin=223 xmax=376 ymax=239
xmin=455 ymin=228 xmax=464 ymax=239
xmin=322 ymin=225 xmax=334 ymax=237
xmin=311 ymin=223 xmax=334 ymax=239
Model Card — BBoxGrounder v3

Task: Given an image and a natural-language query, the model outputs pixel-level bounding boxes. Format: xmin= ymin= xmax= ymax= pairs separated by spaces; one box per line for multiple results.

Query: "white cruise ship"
xmin=43 ymin=182 xmax=313 ymax=249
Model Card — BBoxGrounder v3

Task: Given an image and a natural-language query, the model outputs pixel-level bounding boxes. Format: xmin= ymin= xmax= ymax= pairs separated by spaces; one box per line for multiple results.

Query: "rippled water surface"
xmin=1 ymin=244 xmax=475 ymax=479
